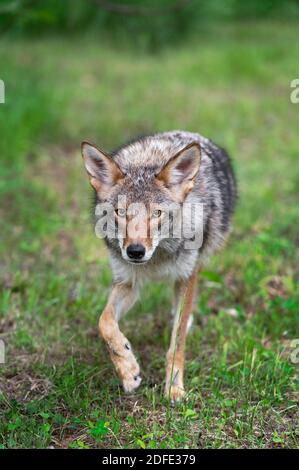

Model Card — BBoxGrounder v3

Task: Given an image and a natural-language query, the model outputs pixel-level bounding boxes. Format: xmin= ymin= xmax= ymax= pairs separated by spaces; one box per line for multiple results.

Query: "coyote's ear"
xmin=156 ymin=143 xmax=201 ymax=197
xmin=81 ymin=142 xmax=124 ymax=194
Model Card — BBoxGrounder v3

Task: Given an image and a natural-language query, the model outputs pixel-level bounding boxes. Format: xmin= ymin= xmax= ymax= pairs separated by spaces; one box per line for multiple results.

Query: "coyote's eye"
xmin=152 ymin=209 xmax=162 ymax=219
xmin=115 ymin=208 xmax=126 ymax=218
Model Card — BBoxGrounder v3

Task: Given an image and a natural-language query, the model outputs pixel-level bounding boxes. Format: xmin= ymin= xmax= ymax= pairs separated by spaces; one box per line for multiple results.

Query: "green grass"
xmin=0 ymin=22 xmax=298 ymax=449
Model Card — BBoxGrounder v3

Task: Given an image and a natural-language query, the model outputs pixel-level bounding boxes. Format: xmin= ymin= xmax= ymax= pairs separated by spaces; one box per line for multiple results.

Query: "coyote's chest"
xmin=110 ymin=248 xmax=199 ymax=285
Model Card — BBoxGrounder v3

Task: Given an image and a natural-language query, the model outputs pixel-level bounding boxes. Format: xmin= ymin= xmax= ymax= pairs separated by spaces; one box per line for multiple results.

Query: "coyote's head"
xmin=82 ymin=140 xmax=201 ymax=264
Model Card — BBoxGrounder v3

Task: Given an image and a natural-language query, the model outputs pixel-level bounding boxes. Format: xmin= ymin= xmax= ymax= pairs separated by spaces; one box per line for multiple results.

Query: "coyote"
xmin=81 ymin=131 xmax=237 ymax=402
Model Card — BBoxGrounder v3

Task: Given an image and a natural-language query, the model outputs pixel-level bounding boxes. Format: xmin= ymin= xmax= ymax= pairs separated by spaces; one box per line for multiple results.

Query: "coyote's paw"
xmin=165 ymin=385 xmax=186 ymax=403
xmin=107 ymin=333 xmax=142 ymax=393
xmin=123 ymin=372 xmax=142 ymax=393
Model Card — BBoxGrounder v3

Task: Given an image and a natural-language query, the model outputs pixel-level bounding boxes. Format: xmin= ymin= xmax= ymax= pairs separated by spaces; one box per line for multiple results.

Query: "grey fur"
xmin=92 ymin=130 xmax=237 ymax=286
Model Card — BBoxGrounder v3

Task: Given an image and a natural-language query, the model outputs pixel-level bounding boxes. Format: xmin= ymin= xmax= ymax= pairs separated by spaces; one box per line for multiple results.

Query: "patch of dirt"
xmin=0 ymin=372 xmax=53 ymax=402
xmin=0 ymin=318 xmax=16 ymax=335
xmin=265 ymin=275 xmax=288 ymax=299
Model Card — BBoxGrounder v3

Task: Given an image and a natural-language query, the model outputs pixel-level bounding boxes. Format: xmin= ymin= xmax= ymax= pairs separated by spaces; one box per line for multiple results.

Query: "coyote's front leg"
xmin=98 ymin=283 xmax=141 ymax=392
xmin=165 ymin=270 xmax=198 ymax=402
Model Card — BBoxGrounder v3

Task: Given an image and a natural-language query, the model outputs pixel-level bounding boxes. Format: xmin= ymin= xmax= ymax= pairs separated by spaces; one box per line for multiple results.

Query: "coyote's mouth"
xmin=126 ymin=259 xmax=148 ymax=265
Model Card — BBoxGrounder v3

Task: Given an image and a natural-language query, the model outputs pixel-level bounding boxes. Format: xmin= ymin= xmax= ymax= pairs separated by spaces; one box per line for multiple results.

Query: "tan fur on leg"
xmin=99 ymin=283 xmax=141 ymax=392
xmin=165 ymin=269 xmax=198 ymax=402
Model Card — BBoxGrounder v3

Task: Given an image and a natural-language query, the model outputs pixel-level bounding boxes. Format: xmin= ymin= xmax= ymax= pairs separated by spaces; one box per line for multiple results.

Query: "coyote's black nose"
xmin=127 ymin=244 xmax=146 ymax=260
